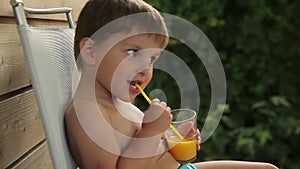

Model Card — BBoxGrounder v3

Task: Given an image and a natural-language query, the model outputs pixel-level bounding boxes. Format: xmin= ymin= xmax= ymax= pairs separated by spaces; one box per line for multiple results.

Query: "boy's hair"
xmin=74 ymin=0 xmax=169 ymax=60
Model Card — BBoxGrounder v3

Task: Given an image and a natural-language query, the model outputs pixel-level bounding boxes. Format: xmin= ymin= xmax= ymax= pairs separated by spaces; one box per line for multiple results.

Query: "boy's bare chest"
xmin=110 ymin=112 xmax=140 ymax=137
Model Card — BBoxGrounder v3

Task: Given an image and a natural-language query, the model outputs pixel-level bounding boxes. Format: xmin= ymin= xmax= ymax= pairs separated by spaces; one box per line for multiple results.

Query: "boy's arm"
xmin=76 ymin=126 xmax=178 ymax=169
xmin=66 ymin=104 xmax=121 ymax=169
xmin=67 ymin=99 xmax=177 ymax=169
xmin=117 ymin=127 xmax=165 ymax=169
xmin=117 ymin=99 xmax=176 ymax=169
xmin=77 ymin=131 xmax=120 ymax=169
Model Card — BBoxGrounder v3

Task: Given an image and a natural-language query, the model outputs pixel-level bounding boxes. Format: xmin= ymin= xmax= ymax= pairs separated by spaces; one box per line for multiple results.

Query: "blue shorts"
xmin=179 ymin=163 xmax=197 ymax=169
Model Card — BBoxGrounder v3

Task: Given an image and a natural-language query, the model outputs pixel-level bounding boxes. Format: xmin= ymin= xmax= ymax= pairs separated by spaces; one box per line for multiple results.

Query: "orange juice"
xmin=167 ymin=138 xmax=197 ymax=164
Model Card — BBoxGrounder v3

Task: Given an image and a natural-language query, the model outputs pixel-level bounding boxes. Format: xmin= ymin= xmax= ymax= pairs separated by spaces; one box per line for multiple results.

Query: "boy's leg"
xmin=192 ymin=161 xmax=278 ymax=169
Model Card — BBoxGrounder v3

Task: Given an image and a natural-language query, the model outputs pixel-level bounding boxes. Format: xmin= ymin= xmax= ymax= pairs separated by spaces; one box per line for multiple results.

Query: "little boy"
xmin=65 ymin=0 xmax=279 ymax=169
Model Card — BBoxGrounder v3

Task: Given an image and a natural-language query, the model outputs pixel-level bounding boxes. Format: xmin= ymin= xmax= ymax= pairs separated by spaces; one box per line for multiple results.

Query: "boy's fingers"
xmin=197 ymin=135 xmax=201 ymax=144
xmin=160 ymin=101 xmax=167 ymax=107
xmin=152 ymin=98 xmax=160 ymax=103
xmin=196 ymin=144 xmax=201 ymax=151
xmin=177 ymin=122 xmax=194 ymax=137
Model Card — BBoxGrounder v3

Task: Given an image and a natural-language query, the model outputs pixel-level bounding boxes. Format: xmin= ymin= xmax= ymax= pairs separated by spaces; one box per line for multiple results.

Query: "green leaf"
xmin=270 ymin=95 xmax=291 ymax=107
xmin=252 ymin=101 xmax=266 ymax=109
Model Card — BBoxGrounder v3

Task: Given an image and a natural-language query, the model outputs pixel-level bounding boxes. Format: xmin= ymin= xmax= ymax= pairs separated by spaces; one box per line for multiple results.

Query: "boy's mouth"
xmin=129 ymin=80 xmax=142 ymax=93
xmin=129 ymin=80 xmax=142 ymax=88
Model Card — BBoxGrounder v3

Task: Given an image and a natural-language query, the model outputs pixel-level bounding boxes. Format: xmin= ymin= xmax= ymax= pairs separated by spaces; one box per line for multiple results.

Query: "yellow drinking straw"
xmin=135 ymin=84 xmax=184 ymax=140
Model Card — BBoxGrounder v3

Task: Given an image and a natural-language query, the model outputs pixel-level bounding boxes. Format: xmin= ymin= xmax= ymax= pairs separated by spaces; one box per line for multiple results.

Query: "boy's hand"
xmin=176 ymin=122 xmax=201 ymax=151
xmin=142 ymin=98 xmax=172 ymax=136
xmin=196 ymin=129 xmax=201 ymax=151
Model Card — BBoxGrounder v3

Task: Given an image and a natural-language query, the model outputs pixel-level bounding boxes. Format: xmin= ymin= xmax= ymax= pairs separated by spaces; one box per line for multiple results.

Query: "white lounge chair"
xmin=10 ymin=0 xmax=78 ymax=168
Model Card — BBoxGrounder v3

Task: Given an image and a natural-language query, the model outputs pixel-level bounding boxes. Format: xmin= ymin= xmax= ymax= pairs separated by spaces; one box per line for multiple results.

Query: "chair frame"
xmin=10 ymin=0 xmax=76 ymax=28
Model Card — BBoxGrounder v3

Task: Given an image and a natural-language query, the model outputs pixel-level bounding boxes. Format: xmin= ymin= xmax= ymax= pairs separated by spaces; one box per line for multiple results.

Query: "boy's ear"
xmin=79 ymin=37 xmax=96 ymax=65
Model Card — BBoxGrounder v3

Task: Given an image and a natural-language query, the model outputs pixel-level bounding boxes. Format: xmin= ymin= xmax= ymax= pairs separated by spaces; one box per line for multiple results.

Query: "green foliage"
xmin=135 ymin=0 xmax=300 ymax=169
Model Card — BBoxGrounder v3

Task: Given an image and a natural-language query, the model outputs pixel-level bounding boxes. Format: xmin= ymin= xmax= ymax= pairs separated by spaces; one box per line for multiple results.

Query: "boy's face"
xmin=95 ymin=34 xmax=164 ymax=102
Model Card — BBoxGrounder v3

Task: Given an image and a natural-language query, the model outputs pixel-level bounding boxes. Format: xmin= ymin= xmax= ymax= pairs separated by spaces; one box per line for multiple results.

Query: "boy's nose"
xmin=135 ymin=54 xmax=154 ymax=75
xmin=136 ymin=62 xmax=151 ymax=75
xmin=137 ymin=66 xmax=151 ymax=75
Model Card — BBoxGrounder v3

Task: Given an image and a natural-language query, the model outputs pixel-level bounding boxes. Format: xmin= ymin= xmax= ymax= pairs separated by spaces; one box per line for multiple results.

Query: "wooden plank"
xmin=0 ymin=20 xmax=70 ymax=96
xmin=0 ymin=23 xmax=20 ymax=44
xmin=0 ymin=0 xmax=87 ymax=21
xmin=0 ymin=23 xmax=31 ymax=95
xmin=0 ymin=43 xmax=30 ymax=96
xmin=10 ymin=141 xmax=53 ymax=169
xmin=0 ymin=89 xmax=46 ymax=169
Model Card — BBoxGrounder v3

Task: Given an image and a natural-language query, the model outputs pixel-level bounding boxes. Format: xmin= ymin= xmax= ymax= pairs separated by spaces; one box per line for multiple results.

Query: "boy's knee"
xmin=264 ymin=163 xmax=279 ymax=169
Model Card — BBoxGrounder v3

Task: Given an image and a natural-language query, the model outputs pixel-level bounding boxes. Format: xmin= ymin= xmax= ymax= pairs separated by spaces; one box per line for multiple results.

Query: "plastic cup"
xmin=165 ymin=109 xmax=197 ymax=164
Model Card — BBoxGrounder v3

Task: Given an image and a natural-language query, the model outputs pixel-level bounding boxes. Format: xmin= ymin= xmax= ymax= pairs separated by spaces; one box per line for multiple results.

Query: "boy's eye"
xmin=149 ymin=56 xmax=157 ymax=64
xmin=127 ymin=49 xmax=138 ymax=57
